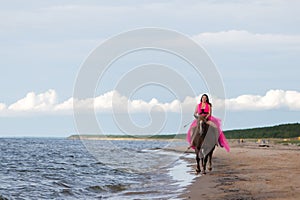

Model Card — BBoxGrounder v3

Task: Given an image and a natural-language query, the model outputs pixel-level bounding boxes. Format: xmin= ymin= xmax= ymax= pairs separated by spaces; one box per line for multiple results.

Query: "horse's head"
xmin=196 ymin=116 xmax=207 ymax=134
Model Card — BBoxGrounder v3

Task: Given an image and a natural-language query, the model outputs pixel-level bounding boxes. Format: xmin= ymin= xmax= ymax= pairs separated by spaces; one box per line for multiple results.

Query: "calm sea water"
xmin=0 ymin=138 xmax=195 ymax=200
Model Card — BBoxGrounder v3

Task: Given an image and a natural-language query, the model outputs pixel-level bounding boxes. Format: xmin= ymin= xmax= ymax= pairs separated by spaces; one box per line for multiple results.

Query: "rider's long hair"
xmin=201 ymin=94 xmax=212 ymax=107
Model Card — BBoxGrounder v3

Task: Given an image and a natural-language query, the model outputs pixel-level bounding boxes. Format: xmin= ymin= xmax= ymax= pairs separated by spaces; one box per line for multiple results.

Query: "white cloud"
xmin=1 ymin=0 xmax=298 ymax=37
xmin=1 ymin=1 xmax=299 ymax=66
xmin=8 ymin=89 xmax=57 ymax=112
xmin=72 ymin=91 xmax=193 ymax=113
xmin=193 ymin=30 xmax=300 ymax=51
xmin=0 ymin=89 xmax=299 ymax=116
xmin=0 ymin=103 xmax=6 ymax=111
xmin=224 ymin=89 xmax=300 ymax=111
xmin=54 ymin=97 xmax=74 ymax=112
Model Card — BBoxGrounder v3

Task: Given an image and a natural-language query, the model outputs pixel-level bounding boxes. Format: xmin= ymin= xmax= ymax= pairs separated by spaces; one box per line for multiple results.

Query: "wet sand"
xmin=179 ymin=141 xmax=300 ymax=200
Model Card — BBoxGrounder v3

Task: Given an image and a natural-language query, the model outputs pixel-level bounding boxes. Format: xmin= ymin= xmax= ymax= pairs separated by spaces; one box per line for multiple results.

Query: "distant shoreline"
xmin=67 ymin=134 xmax=186 ymax=141
xmin=67 ymin=122 xmax=300 ymax=142
xmin=67 ymin=135 xmax=300 ymax=146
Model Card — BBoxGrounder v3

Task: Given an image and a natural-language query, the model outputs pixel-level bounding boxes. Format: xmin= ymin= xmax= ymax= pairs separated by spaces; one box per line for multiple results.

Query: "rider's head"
xmin=201 ymin=94 xmax=210 ymax=104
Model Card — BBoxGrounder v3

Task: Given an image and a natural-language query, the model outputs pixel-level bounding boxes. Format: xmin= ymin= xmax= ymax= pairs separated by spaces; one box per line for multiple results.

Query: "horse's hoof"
xmin=208 ymin=167 xmax=212 ymax=171
xmin=195 ymin=168 xmax=200 ymax=174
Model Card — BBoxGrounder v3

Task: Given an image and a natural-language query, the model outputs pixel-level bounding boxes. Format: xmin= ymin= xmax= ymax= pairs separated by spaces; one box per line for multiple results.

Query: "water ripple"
xmin=0 ymin=138 xmax=189 ymax=199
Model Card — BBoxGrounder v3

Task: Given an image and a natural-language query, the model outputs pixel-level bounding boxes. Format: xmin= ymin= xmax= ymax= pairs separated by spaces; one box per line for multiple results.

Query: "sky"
xmin=0 ymin=0 xmax=299 ymax=137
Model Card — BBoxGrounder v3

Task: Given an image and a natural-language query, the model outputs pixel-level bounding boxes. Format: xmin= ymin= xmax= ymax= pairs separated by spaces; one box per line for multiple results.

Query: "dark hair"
xmin=201 ymin=94 xmax=212 ymax=106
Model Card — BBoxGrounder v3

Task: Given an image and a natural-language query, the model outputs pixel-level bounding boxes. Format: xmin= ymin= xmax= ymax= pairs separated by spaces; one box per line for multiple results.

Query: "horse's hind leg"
xmin=207 ymin=154 xmax=212 ymax=171
xmin=207 ymin=147 xmax=215 ymax=171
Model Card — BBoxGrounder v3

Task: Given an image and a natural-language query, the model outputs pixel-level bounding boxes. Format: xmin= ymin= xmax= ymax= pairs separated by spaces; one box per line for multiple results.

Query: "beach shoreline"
xmin=178 ymin=141 xmax=300 ymax=200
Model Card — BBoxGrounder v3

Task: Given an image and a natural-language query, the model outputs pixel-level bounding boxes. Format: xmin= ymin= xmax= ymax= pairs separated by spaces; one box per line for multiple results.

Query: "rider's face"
xmin=201 ymin=95 xmax=207 ymax=103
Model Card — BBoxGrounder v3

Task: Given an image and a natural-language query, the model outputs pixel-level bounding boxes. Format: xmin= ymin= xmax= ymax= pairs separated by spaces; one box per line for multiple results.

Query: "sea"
xmin=0 ymin=138 xmax=196 ymax=200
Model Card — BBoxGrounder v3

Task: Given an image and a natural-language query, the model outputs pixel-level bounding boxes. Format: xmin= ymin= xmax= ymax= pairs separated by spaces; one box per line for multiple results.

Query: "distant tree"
xmin=224 ymin=123 xmax=300 ymax=139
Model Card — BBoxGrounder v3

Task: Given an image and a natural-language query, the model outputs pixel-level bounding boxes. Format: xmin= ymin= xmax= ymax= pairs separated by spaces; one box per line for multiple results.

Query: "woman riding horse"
xmin=186 ymin=94 xmax=230 ymax=173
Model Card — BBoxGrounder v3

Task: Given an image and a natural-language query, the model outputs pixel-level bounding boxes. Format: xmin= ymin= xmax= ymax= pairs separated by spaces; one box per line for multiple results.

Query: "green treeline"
xmin=68 ymin=123 xmax=300 ymax=140
xmin=155 ymin=122 xmax=300 ymax=139
xmin=223 ymin=123 xmax=300 ymax=139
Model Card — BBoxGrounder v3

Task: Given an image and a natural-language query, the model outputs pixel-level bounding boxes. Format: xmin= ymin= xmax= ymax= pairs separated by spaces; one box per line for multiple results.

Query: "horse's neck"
xmin=198 ymin=119 xmax=209 ymax=136
xmin=197 ymin=119 xmax=204 ymax=133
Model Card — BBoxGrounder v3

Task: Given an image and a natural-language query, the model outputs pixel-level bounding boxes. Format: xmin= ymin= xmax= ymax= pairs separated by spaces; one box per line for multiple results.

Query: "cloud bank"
xmin=225 ymin=90 xmax=300 ymax=111
xmin=0 ymin=89 xmax=299 ymax=116
xmin=193 ymin=30 xmax=300 ymax=51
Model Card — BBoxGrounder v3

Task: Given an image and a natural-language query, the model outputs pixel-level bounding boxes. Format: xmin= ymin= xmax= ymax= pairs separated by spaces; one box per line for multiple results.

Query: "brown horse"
xmin=190 ymin=116 xmax=218 ymax=174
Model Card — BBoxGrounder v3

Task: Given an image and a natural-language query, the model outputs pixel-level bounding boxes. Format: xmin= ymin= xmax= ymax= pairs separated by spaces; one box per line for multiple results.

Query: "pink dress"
xmin=186 ymin=103 xmax=230 ymax=152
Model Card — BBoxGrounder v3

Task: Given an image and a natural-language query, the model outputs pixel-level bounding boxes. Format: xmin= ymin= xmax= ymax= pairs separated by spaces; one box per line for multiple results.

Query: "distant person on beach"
xmin=186 ymin=94 xmax=230 ymax=152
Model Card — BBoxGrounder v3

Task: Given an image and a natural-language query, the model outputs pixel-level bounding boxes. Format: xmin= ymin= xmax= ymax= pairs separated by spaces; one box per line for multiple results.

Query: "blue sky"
xmin=0 ymin=0 xmax=299 ymax=137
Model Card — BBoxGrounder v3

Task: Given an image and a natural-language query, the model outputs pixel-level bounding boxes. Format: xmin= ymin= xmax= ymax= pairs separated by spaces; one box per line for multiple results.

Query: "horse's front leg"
xmin=201 ymin=157 xmax=207 ymax=174
xmin=195 ymin=149 xmax=201 ymax=174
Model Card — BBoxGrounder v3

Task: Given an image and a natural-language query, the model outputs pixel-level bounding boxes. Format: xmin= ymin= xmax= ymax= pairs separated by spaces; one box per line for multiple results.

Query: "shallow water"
xmin=0 ymin=138 xmax=194 ymax=199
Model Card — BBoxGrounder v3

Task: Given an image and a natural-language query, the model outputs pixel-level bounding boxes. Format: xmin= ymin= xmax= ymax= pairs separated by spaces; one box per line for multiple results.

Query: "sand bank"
xmin=179 ymin=141 xmax=300 ymax=200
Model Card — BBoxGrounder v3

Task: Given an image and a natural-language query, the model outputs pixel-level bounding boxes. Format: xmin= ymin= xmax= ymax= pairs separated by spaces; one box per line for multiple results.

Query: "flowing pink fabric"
xmin=186 ymin=119 xmax=197 ymax=149
xmin=186 ymin=103 xmax=230 ymax=152
xmin=210 ymin=116 xmax=230 ymax=152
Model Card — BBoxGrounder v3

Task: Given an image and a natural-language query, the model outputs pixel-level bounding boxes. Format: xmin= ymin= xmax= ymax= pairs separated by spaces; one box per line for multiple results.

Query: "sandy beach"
xmin=180 ymin=141 xmax=300 ymax=200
